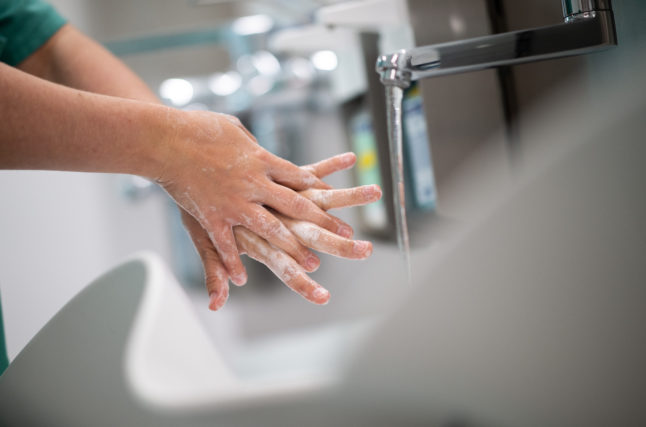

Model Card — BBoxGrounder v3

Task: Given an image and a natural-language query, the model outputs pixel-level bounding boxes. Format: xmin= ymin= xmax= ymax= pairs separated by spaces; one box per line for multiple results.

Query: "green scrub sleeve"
xmin=0 ymin=0 xmax=67 ymax=66
xmin=0 ymin=293 xmax=9 ymax=376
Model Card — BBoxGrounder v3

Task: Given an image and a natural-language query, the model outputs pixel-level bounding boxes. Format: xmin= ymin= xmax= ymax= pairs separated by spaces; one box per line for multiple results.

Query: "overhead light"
xmin=232 ymin=14 xmax=274 ymax=36
xmin=310 ymin=50 xmax=338 ymax=71
xmin=286 ymin=57 xmax=315 ymax=83
xmin=252 ymin=50 xmax=281 ymax=76
xmin=159 ymin=78 xmax=194 ymax=106
xmin=247 ymin=75 xmax=273 ymax=96
xmin=208 ymin=71 xmax=242 ymax=96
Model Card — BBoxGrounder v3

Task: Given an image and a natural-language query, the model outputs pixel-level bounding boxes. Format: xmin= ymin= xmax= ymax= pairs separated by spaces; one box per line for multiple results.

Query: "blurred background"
xmin=0 ymin=0 xmax=644 ymax=377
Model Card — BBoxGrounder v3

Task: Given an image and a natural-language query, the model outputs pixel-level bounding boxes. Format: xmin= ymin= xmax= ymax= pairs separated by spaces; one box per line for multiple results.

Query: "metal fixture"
xmin=377 ymin=0 xmax=616 ymax=88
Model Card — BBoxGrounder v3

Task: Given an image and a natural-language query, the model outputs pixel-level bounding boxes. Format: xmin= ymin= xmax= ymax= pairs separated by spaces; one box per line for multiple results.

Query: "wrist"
xmin=134 ymin=104 xmax=184 ymax=182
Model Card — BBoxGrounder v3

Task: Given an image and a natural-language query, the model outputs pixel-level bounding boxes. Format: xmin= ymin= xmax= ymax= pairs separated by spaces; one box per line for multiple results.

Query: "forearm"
xmin=18 ymin=24 xmax=159 ymax=103
xmin=7 ymin=22 xmax=375 ymax=301
xmin=0 ymin=62 xmax=167 ymax=177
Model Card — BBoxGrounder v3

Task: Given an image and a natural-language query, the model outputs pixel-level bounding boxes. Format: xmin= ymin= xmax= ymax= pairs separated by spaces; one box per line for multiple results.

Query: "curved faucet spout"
xmin=376 ymin=8 xmax=616 ymax=87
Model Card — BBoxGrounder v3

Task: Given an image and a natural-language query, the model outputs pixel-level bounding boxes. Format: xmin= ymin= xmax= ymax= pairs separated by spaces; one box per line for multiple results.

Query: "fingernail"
xmin=338 ymin=225 xmax=353 ymax=238
xmin=312 ymin=287 xmax=330 ymax=303
xmin=364 ymin=184 xmax=382 ymax=199
xmin=306 ymin=255 xmax=320 ymax=272
xmin=353 ymin=240 xmax=372 ymax=256
xmin=232 ymin=272 xmax=247 ymax=286
xmin=342 ymin=152 xmax=356 ymax=162
xmin=209 ymin=292 xmax=222 ymax=311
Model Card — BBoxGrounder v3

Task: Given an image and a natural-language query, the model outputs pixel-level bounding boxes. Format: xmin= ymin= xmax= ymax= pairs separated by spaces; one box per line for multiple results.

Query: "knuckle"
xmin=264 ymin=217 xmax=284 ymax=237
xmin=289 ymin=195 xmax=311 ymax=215
xmin=322 ymin=212 xmax=338 ymax=229
xmin=201 ymin=245 xmax=220 ymax=262
xmin=343 ymin=240 xmax=357 ymax=256
xmin=257 ymin=148 xmax=274 ymax=163
xmin=205 ymin=274 xmax=224 ymax=292
xmin=299 ymin=188 xmax=316 ymax=200
xmin=294 ymin=278 xmax=310 ymax=296
xmin=296 ymin=222 xmax=322 ymax=243
xmin=301 ymin=165 xmax=316 ymax=175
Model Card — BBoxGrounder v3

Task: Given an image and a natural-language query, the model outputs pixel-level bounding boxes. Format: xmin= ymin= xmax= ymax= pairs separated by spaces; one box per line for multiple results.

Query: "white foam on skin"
xmin=307 ymin=190 xmax=333 ymax=209
xmin=182 ymin=190 xmax=207 ymax=224
xmin=254 ymin=236 xmax=296 ymax=282
xmin=290 ymin=221 xmax=322 ymax=243
xmin=242 ymin=209 xmax=295 ymax=244
xmin=312 ymin=287 xmax=329 ymax=301
xmin=236 ymin=228 xmax=331 ymax=302
xmin=181 ymin=191 xmax=230 ymax=264
xmin=238 ymin=230 xmax=303 ymax=288
xmin=240 ymin=213 xmax=254 ymax=227
xmin=300 ymin=174 xmax=318 ymax=188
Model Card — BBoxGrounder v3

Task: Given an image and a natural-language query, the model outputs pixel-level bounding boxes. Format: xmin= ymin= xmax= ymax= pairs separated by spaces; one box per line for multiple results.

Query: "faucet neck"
xmin=562 ymin=0 xmax=612 ymax=21
xmin=377 ymin=1 xmax=616 ymax=86
xmin=376 ymin=50 xmax=413 ymax=88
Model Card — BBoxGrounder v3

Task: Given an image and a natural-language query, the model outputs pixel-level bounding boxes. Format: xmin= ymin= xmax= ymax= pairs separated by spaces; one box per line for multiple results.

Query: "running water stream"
xmin=384 ymin=85 xmax=412 ymax=284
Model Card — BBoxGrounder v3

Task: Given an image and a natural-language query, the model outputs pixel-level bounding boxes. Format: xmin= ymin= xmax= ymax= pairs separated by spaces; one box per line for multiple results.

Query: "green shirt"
xmin=0 ymin=0 xmax=66 ymax=375
xmin=0 ymin=293 xmax=8 ymax=376
xmin=0 ymin=0 xmax=66 ymax=66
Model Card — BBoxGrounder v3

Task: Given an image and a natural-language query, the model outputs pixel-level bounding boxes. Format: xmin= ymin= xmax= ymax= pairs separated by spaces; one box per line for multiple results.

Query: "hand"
xmin=181 ymin=152 xmax=382 ymax=310
xmin=156 ymin=110 xmax=354 ymax=286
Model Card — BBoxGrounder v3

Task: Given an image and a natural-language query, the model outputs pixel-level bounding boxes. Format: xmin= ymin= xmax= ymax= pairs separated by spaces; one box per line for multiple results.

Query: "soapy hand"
xmin=181 ymin=152 xmax=382 ymax=310
xmin=156 ymin=110 xmax=354 ymax=286
xmin=0 ymin=21 xmax=378 ymax=313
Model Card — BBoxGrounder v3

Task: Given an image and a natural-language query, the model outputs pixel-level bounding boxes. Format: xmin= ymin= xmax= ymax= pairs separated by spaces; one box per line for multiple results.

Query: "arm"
xmin=17 ymin=24 xmax=158 ymax=103
xmin=0 ymin=61 xmax=164 ymax=175
xmin=2 ymin=44 xmax=349 ymax=282
xmin=13 ymin=24 xmax=338 ymax=278
xmin=5 ymin=23 xmax=382 ymax=309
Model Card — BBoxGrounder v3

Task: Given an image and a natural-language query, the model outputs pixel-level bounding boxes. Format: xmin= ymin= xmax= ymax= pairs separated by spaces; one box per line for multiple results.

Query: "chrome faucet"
xmin=377 ymin=0 xmax=617 ymax=88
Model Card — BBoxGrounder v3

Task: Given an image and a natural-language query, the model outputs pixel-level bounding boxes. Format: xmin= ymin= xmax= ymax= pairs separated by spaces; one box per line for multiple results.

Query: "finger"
xmin=235 ymin=227 xmax=330 ymax=305
xmin=205 ymin=257 xmax=230 ymax=311
xmin=267 ymin=154 xmax=331 ymax=190
xmin=262 ymin=182 xmax=354 ymax=238
xmin=301 ymin=152 xmax=357 ymax=179
xmin=277 ymin=214 xmax=373 ymax=259
xmin=300 ymin=184 xmax=382 ymax=211
xmin=241 ymin=205 xmax=320 ymax=273
xmin=204 ymin=218 xmax=247 ymax=286
xmin=181 ymin=211 xmax=230 ymax=310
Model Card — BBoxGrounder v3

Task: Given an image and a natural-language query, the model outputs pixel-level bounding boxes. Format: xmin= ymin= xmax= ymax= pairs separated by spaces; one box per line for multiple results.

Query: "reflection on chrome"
xmin=377 ymin=0 xmax=616 ymax=88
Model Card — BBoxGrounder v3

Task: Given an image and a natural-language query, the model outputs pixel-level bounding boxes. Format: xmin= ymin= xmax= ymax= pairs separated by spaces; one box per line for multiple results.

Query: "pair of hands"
xmin=156 ymin=110 xmax=381 ymax=310
xmin=2 ymin=22 xmax=379 ymax=310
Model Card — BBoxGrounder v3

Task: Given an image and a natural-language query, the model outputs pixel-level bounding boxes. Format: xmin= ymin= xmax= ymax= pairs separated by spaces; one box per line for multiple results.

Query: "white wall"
xmin=0 ymin=0 xmax=238 ymax=360
xmin=0 ymin=170 xmax=173 ymax=359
